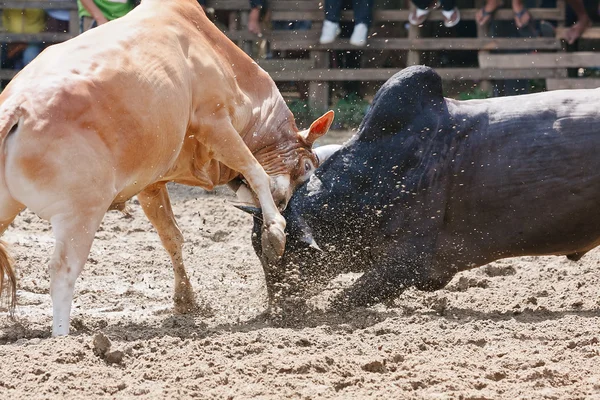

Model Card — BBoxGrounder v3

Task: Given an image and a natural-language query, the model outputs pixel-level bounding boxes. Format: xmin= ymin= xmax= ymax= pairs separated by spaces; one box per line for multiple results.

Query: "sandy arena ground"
xmin=0 ymin=131 xmax=599 ymax=399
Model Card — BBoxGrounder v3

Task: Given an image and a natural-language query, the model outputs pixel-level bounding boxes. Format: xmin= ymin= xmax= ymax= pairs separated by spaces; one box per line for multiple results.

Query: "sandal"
xmin=475 ymin=5 xmax=499 ymax=26
xmin=513 ymin=8 xmax=531 ymax=29
xmin=408 ymin=1 xmax=440 ymax=26
xmin=408 ymin=9 xmax=428 ymax=25
xmin=443 ymin=7 xmax=461 ymax=28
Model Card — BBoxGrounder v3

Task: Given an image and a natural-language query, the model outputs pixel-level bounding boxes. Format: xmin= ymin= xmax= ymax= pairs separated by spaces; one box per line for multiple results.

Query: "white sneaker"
xmin=349 ymin=23 xmax=368 ymax=46
xmin=319 ymin=20 xmax=341 ymax=44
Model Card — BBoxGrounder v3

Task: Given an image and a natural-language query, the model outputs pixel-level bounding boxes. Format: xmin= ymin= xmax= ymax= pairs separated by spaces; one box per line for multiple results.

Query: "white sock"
xmin=415 ymin=8 xmax=429 ymax=17
xmin=442 ymin=8 xmax=456 ymax=19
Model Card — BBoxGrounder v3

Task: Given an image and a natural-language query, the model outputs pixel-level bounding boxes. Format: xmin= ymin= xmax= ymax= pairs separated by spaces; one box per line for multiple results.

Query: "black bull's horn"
xmin=234 ymin=204 xmax=322 ymax=252
xmin=233 ymin=204 xmax=262 ymax=218
xmin=314 ymin=144 xmax=341 ymax=166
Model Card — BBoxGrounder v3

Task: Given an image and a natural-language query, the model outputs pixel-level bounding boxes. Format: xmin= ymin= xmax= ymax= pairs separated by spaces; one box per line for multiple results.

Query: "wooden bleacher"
xmin=1 ymin=0 xmax=599 ymax=109
xmin=0 ymin=0 xmax=78 ymax=79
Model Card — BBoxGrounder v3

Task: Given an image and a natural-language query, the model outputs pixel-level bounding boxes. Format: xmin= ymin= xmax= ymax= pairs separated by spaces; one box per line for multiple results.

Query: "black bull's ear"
xmin=234 ymin=205 xmax=322 ymax=252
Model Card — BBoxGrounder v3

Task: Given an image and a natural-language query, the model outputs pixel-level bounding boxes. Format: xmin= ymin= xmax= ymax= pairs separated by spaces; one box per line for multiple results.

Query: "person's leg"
xmin=563 ymin=0 xmax=591 ymax=44
xmin=476 ymin=0 xmax=502 ymax=26
xmin=412 ymin=0 xmax=433 ymax=9
xmin=324 ymin=0 xmax=343 ymax=22
xmin=440 ymin=0 xmax=460 ymax=27
xmin=320 ymin=0 xmax=343 ymax=43
xmin=441 ymin=0 xmax=455 ymax=11
xmin=79 ymin=16 xmax=97 ymax=33
xmin=409 ymin=0 xmax=439 ymax=25
xmin=512 ymin=0 xmax=532 ymax=28
xmin=353 ymin=0 xmax=373 ymax=25
xmin=349 ymin=0 xmax=372 ymax=45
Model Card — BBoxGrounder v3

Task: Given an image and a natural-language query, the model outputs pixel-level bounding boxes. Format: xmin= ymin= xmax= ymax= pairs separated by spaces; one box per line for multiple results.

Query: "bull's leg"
xmin=330 ymin=264 xmax=411 ymax=311
xmin=198 ymin=122 xmax=286 ymax=263
xmin=331 ymin=257 xmax=455 ymax=312
xmin=137 ymin=183 xmax=198 ymax=314
xmin=49 ymin=209 xmax=105 ymax=336
xmin=243 ymin=164 xmax=287 ymax=264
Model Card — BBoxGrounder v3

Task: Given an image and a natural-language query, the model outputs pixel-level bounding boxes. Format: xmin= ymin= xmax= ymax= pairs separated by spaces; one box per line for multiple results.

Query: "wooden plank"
xmin=0 ymin=69 xmax=17 ymax=79
xmin=308 ymin=51 xmax=329 ymax=112
xmin=225 ymin=30 xmax=561 ymax=50
xmin=206 ymin=0 xmax=320 ymax=11
xmin=0 ymin=32 xmax=75 ymax=43
xmin=546 ymin=78 xmax=600 ymax=90
xmin=479 ymin=52 xmax=600 ymax=68
xmin=208 ymin=0 xmax=565 ymax=22
xmin=556 ymin=26 xmax=600 ymax=40
xmin=270 ymin=37 xmax=562 ymax=51
xmin=436 ymin=68 xmax=566 ymax=80
xmin=204 ymin=0 xmax=562 ymax=21
xmin=268 ymin=8 xmax=563 ymax=22
xmin=68 ymin=9 xmax=78 ymax=34
xmin=407 ymin=3 xmax=420 ymax=67
xmin=475 ymin=0 xmax=492 ymax=93
xmin=269 ymin=68 xmax=568 ymax=81
xmin=0 ymin=0 xmax=77 ymax=9
xmin=257 ymin=59 xmax=313 ymax=72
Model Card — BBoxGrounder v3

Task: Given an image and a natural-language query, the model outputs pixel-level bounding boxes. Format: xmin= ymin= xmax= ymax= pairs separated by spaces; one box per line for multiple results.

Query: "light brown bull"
xmin=0 ymin=0 xmax=334 ymax=335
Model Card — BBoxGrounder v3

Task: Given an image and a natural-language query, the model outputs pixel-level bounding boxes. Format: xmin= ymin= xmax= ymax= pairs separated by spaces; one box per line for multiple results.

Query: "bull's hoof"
xmin=173 ymin=291 xmax=214 ymax=317
xmin=261 ymin=224 xmax=286 ymax=264
xmin=266 ymin=299 xmax=311 ymax=326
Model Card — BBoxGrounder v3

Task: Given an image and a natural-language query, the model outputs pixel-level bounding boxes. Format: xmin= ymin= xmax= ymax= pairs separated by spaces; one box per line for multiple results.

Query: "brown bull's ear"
xmin=301 ymin=110 xmax=334 ymax=145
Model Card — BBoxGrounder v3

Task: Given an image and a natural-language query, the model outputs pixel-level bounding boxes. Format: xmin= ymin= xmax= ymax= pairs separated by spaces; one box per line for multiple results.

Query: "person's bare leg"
xmin=564 ymin=0 xmax=591 ymax=44
xmin=476 ymin=0 xmax=502 ymax=26
xmin=512 ymin=0 xmax=531 ymax=28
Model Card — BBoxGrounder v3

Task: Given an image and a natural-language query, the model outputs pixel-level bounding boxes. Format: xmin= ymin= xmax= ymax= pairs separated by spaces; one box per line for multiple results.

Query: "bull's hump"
xmin=358 ymin=66 xmax=444 ymax=141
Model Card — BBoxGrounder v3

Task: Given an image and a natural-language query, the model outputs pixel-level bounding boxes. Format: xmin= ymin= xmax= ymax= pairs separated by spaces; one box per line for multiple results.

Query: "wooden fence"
xmin=1 ymin=0 xmax=599 ymax=109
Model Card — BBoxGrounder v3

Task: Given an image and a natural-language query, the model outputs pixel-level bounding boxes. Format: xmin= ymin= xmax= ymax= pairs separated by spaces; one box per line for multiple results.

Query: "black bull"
xmin=245 ymin=65 xmax=600 ymax=313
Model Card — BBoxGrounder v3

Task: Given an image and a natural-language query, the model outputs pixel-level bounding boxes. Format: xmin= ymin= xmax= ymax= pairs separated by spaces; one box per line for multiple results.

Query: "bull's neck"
xmin=179 ymin=2 xmax=294 ymax=149
xmin=162 ymin=0 xmax=296 ymax=180
xmin=243 ymin=91 xmax=294 ymax=149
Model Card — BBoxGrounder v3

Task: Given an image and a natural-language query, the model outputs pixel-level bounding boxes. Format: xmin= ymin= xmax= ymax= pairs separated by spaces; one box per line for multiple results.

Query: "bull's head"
xmin=236 ymin=204 xmax=329 ymax=314
xmin=232 ymin=111 xmax=338 ymax=209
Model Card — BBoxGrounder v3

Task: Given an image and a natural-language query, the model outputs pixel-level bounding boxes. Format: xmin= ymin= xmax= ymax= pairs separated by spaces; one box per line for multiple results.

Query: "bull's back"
xmin=0 ymin=6 xmax=198 ymax=203
xmin=441 ymin=90 xmax=600 ymax=262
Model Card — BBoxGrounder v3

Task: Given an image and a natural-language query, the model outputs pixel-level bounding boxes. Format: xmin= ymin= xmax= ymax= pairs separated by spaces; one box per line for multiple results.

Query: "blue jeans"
xmin=324 ymin=0 xmax=373 ymax=25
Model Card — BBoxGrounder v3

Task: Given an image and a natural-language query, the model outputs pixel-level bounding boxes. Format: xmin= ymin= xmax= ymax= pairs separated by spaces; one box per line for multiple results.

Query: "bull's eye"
xmin=304 ymin=161 xmax=312 ymax=172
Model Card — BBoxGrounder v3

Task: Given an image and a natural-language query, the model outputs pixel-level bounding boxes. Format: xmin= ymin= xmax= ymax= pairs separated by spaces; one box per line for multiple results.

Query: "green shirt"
xmin=77 ymin=0 xmax=135 ymax=20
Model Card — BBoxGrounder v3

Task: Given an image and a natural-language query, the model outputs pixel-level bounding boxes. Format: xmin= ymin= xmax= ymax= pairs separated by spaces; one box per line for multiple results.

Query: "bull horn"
xmin=233 ymin=204 xmax=263 ymax=218
xmin=297 ymin=216 xmax=322 ymax=252
xmin=302 ymin=235 xmax=322 ymax=252
xmin=314 ymin=144 xmax=342 ymax=166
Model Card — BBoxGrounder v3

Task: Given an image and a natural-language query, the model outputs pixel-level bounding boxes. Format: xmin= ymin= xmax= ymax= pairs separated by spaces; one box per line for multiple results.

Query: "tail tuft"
xmin=0 ymin=240 xmax=16 ymax=315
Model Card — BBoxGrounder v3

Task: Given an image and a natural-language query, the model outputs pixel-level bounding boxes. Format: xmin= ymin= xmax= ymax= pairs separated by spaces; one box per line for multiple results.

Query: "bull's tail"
xmin=0 ymin=241 xmax=16 ymax=314
xmin=0 ymin=99 xmax=24 ymax=315
xmin=0 ymin=100 xmax=23 ymax=145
